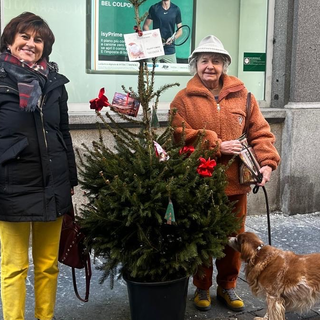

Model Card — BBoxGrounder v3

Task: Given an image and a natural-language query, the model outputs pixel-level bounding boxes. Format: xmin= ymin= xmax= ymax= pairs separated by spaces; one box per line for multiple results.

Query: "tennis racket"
xmin=163 ymin=25 xmax=190 ymax=46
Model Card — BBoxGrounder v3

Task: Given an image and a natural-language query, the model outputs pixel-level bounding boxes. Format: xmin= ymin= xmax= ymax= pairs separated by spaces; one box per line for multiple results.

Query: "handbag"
xmin=238 ymin=92 xmax=263 ymax=185
xmin=59 ymin=206 xmax=92 ymax=302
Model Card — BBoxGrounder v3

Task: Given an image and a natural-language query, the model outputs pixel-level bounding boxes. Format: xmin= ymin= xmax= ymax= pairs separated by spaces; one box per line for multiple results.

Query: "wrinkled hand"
xmin=220 ymin=140 xmax=242 ymax=155
xmin=257 ymin=165 xmax=272 ymax=187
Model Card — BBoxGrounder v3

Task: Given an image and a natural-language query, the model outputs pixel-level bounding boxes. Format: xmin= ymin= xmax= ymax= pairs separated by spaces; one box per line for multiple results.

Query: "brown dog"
xmin=229 ymin=232 xmax=320 ymax=320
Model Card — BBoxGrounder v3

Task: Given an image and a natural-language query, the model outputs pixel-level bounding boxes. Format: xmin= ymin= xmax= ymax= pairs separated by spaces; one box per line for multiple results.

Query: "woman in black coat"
xmin=0 ymin=12 xmax=77 ymax=320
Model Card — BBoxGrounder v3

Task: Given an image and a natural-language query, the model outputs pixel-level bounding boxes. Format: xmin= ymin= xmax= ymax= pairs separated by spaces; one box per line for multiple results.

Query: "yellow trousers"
xmin=0 ymin=217 xmax=63 ymax=320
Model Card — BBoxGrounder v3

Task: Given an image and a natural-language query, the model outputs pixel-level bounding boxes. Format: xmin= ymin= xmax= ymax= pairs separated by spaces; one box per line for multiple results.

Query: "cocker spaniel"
xmin=229 ymin=232 xmax=320 ymax=320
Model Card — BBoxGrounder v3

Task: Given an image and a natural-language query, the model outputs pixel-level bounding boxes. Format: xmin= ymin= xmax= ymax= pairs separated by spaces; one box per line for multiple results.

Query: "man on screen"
xmin=143 ymin=0 xmax=182 ymax=63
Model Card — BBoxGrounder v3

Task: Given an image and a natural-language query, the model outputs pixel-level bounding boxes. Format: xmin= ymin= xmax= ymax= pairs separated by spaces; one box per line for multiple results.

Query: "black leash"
xmin=243 ymin=145 xmax=272 ymax=246
xmin=253 ymin=185 xmax=272 ymax=245
xmin=241 ymin=92 xmax=272 ymax=246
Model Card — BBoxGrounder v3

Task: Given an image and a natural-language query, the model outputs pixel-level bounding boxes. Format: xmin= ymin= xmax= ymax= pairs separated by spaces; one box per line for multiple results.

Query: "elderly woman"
xmin=170 ymin=35 xmax=280 ymax=312
xmin=0 ymin=12 xmax=77 ymax=320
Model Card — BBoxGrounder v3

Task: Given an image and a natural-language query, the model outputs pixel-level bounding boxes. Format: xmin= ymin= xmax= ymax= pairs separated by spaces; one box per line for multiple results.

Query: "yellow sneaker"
xmin=193 ymin=288 xmax=211 ymax=311
xmin=217 ymin=286 xmax=244 ymax=312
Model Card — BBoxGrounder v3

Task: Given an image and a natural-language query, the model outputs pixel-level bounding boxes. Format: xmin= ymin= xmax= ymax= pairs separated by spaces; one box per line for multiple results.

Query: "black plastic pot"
xmin=125 ymin=276 xmax=189 ymax=320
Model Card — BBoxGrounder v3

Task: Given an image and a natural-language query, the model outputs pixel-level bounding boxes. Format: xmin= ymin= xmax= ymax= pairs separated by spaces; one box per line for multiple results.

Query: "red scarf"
xmin=0 ymin=52 xmax=49 ymax=112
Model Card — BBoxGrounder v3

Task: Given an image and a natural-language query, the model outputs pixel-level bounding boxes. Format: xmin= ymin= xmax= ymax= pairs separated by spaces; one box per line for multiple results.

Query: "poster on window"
xmin=87 ymin=0 xmax=194 ymax=74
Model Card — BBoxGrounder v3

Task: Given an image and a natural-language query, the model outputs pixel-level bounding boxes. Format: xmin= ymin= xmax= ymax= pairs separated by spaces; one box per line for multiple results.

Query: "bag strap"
xmin=67 ymin=205 xmax=76 ymax=219
xmin=244 ymin=92 xmax=251 ymax=136
xmin=69 ymin=205 xmax=92 ymax=302
xmin=71 ymin=254 xmax=92 ymax=302
xmin=241 ymin=92 xmax=263 ymax=183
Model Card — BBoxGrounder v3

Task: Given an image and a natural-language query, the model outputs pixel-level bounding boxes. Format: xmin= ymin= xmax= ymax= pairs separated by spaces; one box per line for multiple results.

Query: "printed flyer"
xmin=124 ymin=29 xmax=164 ymax=61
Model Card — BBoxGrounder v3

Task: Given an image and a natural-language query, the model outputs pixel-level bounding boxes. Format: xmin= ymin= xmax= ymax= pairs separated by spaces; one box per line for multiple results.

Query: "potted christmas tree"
xmin=77 ymin=1 xmax=240 ymax=319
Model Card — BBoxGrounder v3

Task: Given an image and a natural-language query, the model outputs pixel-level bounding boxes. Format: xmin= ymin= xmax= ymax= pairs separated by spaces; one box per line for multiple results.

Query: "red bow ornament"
xmin=134 ymin=25 xmax=143 ymax=37
xmin=197 ymin=157 xmax=217 ymax=177
xmin=179 ymin=146 xmax=195 ymax=156
xmin=90 ymin=88 xmax=111 ymax=111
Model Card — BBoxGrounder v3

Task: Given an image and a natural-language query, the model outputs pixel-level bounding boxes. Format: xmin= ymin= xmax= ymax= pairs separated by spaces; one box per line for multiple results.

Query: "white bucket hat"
xmin=188 ymin=35 xmax=232 ymax=65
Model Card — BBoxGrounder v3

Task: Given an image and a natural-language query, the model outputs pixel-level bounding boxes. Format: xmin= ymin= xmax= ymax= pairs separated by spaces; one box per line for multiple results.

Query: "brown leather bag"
xmin=59 ymin=206 xmax=92 ymax=302
xmin=238 ymin=92 xmax=262 ymax=185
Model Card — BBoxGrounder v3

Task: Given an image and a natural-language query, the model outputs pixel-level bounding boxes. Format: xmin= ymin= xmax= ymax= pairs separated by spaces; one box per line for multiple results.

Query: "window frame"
xmin=86 ymin=0 xmax=196 ymax=76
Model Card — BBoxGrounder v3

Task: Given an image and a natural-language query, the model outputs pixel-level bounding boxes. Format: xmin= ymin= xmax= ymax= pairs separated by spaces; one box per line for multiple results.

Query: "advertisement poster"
xmin=88 ymin=0 xmax=194 ymax=73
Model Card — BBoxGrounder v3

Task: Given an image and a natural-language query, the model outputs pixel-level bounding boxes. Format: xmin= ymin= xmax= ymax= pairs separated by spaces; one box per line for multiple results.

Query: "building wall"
xmin=273 ymin=0 xmax=320 ymax=215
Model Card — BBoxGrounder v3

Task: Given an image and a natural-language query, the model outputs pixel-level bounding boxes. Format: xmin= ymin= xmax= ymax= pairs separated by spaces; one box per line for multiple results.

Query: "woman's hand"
xmin=257 ymin=165 xmax=272 ymax=187
xmin=71 ymin=188 xmax=75 ymax=196
xmin=220 ymin=140 xmax=242 ymax=155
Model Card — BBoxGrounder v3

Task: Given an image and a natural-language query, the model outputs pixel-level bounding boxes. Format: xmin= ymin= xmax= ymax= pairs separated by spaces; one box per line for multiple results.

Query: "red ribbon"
xmin=134 ymin=25 xmax=143 ymax=37
xmin=179 ymin=146 xmax=195 ymax=156
xmin=89 ymin=88 xmax=111 ymax=111
xmin=197 ymin=157 xmax=217 ymax=177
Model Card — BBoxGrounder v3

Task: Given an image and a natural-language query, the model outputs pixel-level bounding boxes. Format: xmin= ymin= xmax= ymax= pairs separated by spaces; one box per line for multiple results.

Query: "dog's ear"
xmin=238 ymin=235 xmax=256 ymax=263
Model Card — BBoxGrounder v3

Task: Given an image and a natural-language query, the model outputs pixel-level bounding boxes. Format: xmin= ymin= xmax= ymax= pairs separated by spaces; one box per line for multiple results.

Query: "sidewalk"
xmin=3 ymin=212 xmax=320 ymax=319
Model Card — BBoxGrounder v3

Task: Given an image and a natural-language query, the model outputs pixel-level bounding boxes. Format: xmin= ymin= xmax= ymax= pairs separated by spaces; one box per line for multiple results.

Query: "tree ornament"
xmin=89 ymin=87 xmax=111 ymax=111
xmin=197 ymin=157 xmax=217 ymax=177
xmin=179 ymin=146 xmax=195 ymax=156
xmin=153 ymin=141 xmax=169 ymax=161
xmin=164 ymin=199 xmax=175 ymax=225
xmin=151 ymin=104 xmax=160 ymax=128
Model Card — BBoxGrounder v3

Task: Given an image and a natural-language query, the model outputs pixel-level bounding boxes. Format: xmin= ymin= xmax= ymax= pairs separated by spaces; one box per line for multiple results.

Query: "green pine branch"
xmin=77 ymin=0 xmax=240 ymax=285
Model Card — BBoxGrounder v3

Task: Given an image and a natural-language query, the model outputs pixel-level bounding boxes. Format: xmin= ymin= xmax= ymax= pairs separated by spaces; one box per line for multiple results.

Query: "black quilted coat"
xmin=0 ymin=62 xmax=78 ymax=222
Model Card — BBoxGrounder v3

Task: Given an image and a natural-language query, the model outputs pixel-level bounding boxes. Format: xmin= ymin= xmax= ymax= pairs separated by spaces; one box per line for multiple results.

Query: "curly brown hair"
xmin=0 ymin=12 xmax=55 ymax=60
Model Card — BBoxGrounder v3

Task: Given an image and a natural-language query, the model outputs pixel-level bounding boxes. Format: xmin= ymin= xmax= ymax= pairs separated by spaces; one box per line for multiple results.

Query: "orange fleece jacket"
xmin=170 ymin=73 xmax=280 ymax=196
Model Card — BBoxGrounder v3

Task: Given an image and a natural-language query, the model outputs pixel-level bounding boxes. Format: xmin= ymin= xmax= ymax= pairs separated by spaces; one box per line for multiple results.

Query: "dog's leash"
xmin=253 ymin=185 xmax=272 ymax=246
xmin=241 ymin=92 xmax=272 ymax=245
xmin=241 ymin=145 xmax=272 ymax=246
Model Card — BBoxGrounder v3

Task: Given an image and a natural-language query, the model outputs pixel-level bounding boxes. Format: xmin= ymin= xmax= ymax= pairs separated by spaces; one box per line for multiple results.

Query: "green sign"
xmin=243 ymin=52 xmax=266 ymax=72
